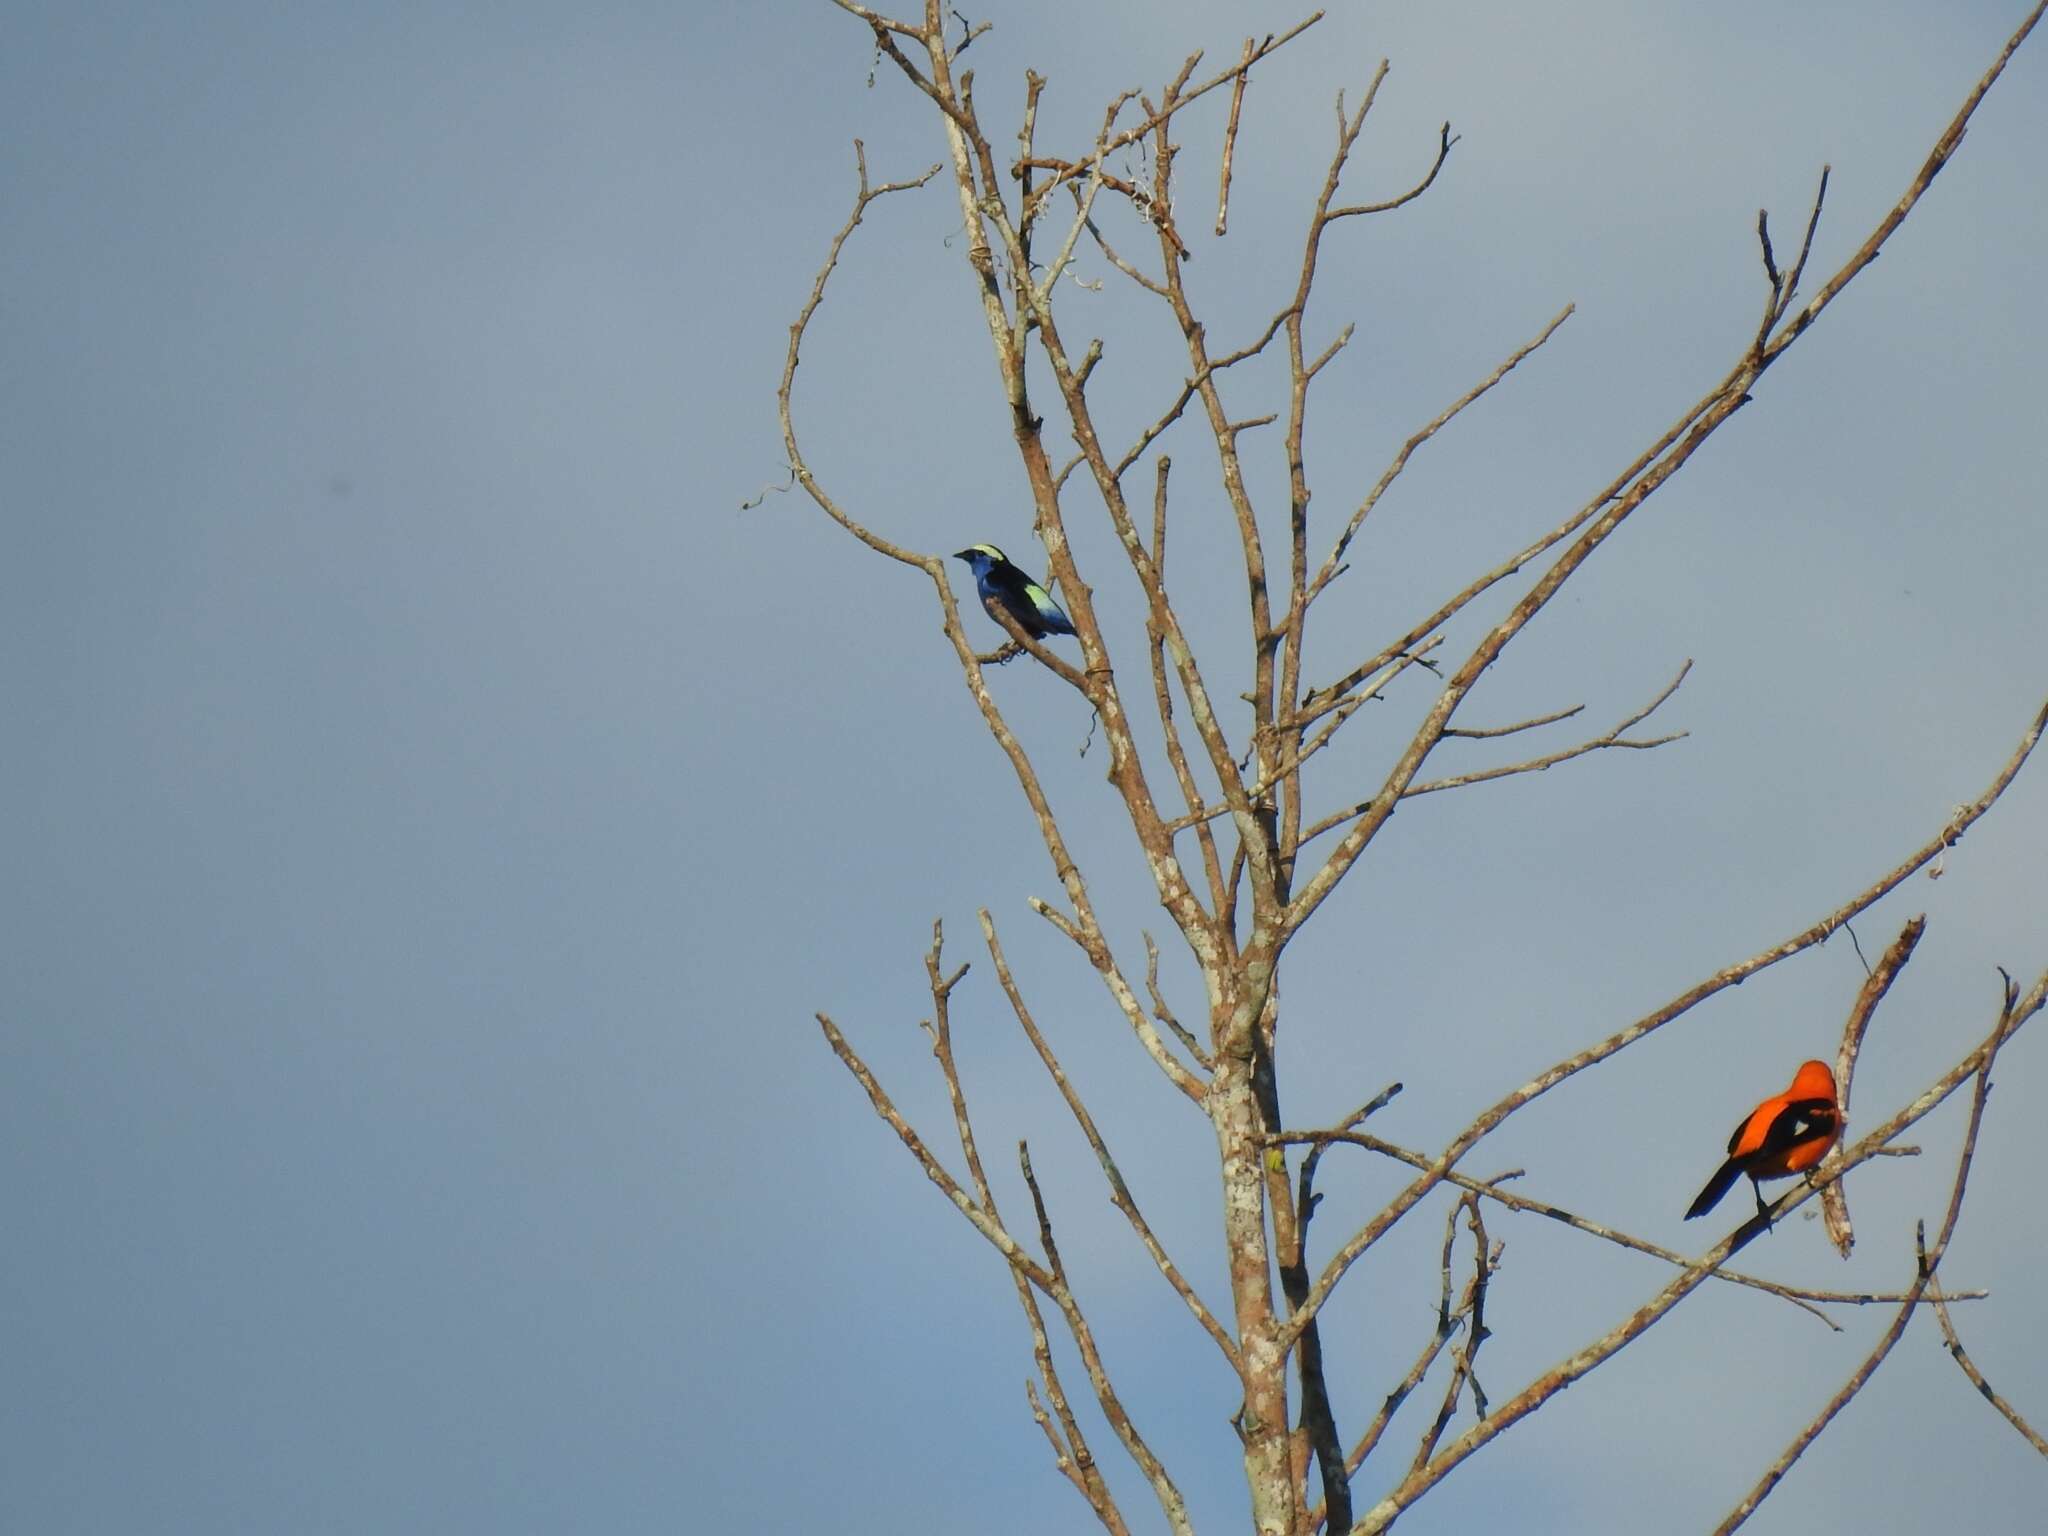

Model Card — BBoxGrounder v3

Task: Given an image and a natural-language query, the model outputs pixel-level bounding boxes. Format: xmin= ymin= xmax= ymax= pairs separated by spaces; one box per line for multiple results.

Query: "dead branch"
xmin=1215 ymin=36 xmax=1258 ymax=235
xmin=1928 ymin=1277 xmax=2048 ymax=1458
xmin=1762 ymin=0 xmax=2046 ymax=361
xmin=798 ymin=8 xmax=2048 ymax=1533
xmin=1311 ymin=4 xmax=2045 ymax=852
xmin=1316 ymin=1299 xmax=1459 ymax=1532
xmin=1143 ymin=458 xmax=1229 ymax=920
xmin=1271 ymin=1125 xmax=1979 ymax=1328
xmin=1286 ymin=691 xmax=2047 ymax=1349
xmin=1347 ymin=964 xmax=2047 ymax=1535
xmin=880 ymin=42 xmax=1271 ymax=967
xmin=980 ymin=911 xmax=1234 ymax=1365
xmin=920 ymin=922 xmax=1127 ymax=1533
xmin=1298 ymin=304 xmax=1575 ymax=639
xmin=816 ymin=1010 xmax=1049 ymax=1283
xmin=1327 ymin=119 xmax=1458 ymax=220
xmin=777 ymin=140 xmax=943 ymax=567
xmin=828 ymin=0 xmax=924 ymax=43
xmin=1017 ymin=13 xmax=1328 ymax=216
xmin=1442 ymin=705 xmax=1586 ymax=740
xmin=1399 ymin=660 xmax=1691 ymax=800
xmin=1411 ymin=1194 xmax=1497 ymax=1472
xmin=1751 ymin=168 xmax=1829 ymax=355
xmin=1020 ymin=894 xmax=1207 ymax=1104
xmin=1126 ymin=78 xmax=1291 ymax=915
xmin=1823 ymin=914 xmax=1927 ymax=1254
xmin=1711 ymin=1013 xmax=2009 ymax=1534
xmin=1144 ymin=930 xmax=1214 ymax=1070
xmin=1285 ymin=1089 xmax=1402 ymax=1532
xmin=1025 ymin=1378 xmax=1131 ymax=1536
xmin=779 ymin=139 xmax=1208 ymax=1109
xmin=1016 ymin=1142 xmax=1199 ymax=1536
xmin=1270 ymin=58 xmax=1395 ymax=863
xmin=1083 ymin=203 xmax=1172 ymax=300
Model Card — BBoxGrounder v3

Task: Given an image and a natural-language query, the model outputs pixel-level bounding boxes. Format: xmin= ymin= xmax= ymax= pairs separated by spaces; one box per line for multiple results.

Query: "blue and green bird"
xmin=953 ymin=544 xmax=1076 ymax=640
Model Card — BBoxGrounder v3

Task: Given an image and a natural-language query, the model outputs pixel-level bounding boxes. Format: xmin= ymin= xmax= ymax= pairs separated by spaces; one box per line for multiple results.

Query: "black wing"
xmin=1744 ymin=1095 xmax=1838 ymax=1162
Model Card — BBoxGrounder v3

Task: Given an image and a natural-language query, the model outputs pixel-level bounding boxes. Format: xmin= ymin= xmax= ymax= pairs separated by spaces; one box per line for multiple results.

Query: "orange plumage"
xmin=1684 ymin=1059 xmax=1841 ymax=1223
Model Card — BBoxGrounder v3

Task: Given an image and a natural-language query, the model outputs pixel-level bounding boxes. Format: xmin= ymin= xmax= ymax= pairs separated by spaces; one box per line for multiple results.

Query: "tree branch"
xmin=1017 ymin=13 xmax=1328 ymax=215
xmin=1016 ymin=1142 xmax=1199 ymax=1536
xmin=1399 ymin=661 xmax=1690 ymax=800
xmin=1409 ymin=1194 xmax=1497 ymax=1471
xmin=980 ymin=910 xmax=1234 ymax=1366
xmin=918 ymin=921 xmax=1129 ymax=1535
xmin=1288 ymin=689 xmax=2047 ymax=1348
xmin=1927 ymin=1276 xmax=2048 ymax=1459
xmin=1822 ymin=913 xmax=1927 ymax=1254
xmin=1272 ymin=1125 xmax=1975 ymax=1328
xmin=1711 ymin=1014 xmax=2009 ymax=1535
xmin=1348 ymin=964 xmax=2047 ymax=1534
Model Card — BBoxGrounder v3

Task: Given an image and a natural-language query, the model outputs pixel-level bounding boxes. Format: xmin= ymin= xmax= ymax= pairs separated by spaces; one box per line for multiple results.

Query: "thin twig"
xmin=1301 ymin=305 xmax=1574 ymax=629
xmin=1928 ymin=1276 xmax=2048 ymax=1458
xmin=1018 ymin=13 xmax=1327 ymax=215
xmin=1822 ymin=914 xmax=1926 ymax=1254
xmin=1215 ymin=36 xmax=1258 ymax=235
xmin=1084 ymin=204 xmax=1171 ymax=298
xmin=1348 ymin=964 xmax=2047 ymax=1535
xmin=781 ymin=137 xmax=1208 ymax=1108
xmin=815 ymin=1011 xmax=1048 ymax=1284
xmin=1711 ymin=1014 xmax=2009 ymax=1534
xmin=1012 ymin=1139 xmax=1198 ymax=1536
xmin=1144 ymin=931 xmax=1214 ymax=1070
xmin=1142 ymin=457 xmax=1228 ymax=923
xmin=1287 ymin=691 xmax=2048 ymax=1348
xmin=1762 ymin=0 xmax=2046 ymax=359
xmin=778 ymin=141 xmax=943 ymax=568
xmin=1323 ymin=1300 xmax=1459 ymax=1525
xmin=1401 ymin=662 xmax=1691 ymax=799
xmin=919 ymin=922 xmax=1128 ymax=1534
xmin=1411 ymin=1194 xmax=1497 ymax=1471
xmin=981 ymin=911 xmax=1235 ymax=1366
xmin=1295 ymin=0 xmax=2044 ymax=925
xmin=1326 ymin=120 xmax=1458 ymax=220
xmin=1287 ymin=1089 xmax=1400 ymax=1533
xmin=1270 ymin=1127 xmax=1970 ymax=1327
xmin=1024 ymin=1378 xmax=1130 ymax=1535
xmin=1443 ymin=705 xmax=1586 ymax=740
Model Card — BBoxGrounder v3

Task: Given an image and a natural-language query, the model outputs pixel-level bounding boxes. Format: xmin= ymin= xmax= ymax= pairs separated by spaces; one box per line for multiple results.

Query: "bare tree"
xmin=773 ymin=5 xmax=2048 ymax=1532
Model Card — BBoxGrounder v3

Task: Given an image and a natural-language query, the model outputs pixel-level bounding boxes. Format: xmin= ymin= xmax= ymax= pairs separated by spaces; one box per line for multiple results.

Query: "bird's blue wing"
xmin=1021 ymin=579 xmax=1076 ymax=635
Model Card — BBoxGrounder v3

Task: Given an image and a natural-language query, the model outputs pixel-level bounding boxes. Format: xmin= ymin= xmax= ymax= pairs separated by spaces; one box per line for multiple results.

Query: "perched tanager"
xmin=1684 ymin=1059 xmax=1841 ymax=1224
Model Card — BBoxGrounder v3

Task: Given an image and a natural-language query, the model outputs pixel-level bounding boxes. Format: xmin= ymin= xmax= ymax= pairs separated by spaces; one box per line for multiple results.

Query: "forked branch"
xmin=1350 ymin=965 xmax=2048 ymax=1535
xmin=980 ymin=910 xmax=1235 ymax=1366
xmin=1928 ymin=1278 xmax=2048 ymax=1458
xmin=1291 ymin=0 xmax=2046 ymax=943
xmin=1272 ymin=1124 xmax=1981 ymax=1329
xmin=1286 ymin=688 xmax=2048 ymax=1348
xmin=1822 ymin=914 xmax=1928 ymax=1253
xmin=1401 ymin=662 xmax=1691 ymax=799
xmin=1711 ymin=1018 xmax=2011 ymax=1535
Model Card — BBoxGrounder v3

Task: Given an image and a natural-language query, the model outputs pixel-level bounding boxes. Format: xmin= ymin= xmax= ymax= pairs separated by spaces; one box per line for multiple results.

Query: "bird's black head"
xmin=954 ymin=543 xmax=1008 ymax=569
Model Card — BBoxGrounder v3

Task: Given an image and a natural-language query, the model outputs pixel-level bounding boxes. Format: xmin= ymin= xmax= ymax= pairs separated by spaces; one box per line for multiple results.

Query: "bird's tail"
xmin=1684 ymin=1159 xmax=1743 ymax=1221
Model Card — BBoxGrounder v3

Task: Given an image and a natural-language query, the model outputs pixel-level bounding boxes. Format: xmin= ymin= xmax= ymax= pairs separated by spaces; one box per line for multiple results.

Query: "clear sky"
xmin=5 ymin=3 xmax=2045 ymax=1533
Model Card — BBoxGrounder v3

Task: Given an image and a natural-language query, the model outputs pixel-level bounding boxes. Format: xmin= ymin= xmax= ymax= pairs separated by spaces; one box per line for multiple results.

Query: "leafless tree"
xmin=773 ymin=5 xmax=2048 ymax=1532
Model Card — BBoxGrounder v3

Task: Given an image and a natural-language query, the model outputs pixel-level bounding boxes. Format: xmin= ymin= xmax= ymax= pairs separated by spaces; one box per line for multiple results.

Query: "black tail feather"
xmin=1685 ymin=1158 xmax=1742 ymax=1220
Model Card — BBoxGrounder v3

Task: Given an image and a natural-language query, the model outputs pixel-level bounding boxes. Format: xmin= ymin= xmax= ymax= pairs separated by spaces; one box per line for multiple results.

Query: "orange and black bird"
xmin=1684 ymin=1059 xmax=1841 ymax=1225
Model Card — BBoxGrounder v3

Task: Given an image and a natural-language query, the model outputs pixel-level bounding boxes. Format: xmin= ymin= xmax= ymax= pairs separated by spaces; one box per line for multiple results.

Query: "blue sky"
xmin=5 ymin=3 xmax=2045 ymax=1533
